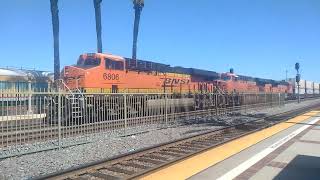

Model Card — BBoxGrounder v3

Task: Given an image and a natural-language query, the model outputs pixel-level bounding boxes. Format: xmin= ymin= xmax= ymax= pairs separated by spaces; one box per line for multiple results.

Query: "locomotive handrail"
xmin=58 ymin=79 xmax=73 ymax=94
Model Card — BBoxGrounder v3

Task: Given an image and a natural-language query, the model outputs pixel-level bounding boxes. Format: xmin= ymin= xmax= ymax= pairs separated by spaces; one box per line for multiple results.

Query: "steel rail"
xmin=33 ymin=103 xmax=320 ymax=180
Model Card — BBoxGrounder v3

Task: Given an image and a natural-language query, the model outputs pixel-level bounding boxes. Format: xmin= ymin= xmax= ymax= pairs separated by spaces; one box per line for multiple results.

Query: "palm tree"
xmin=93 ymin=0 xmax=103 ymax=53
xmin=132 ymin=0 xmax=144 ymax=60
xmin=50 ymin=0 xmax=60 ymax=82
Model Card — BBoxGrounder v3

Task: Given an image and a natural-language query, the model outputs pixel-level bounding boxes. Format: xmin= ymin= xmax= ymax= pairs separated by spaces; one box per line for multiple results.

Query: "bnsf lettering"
xmin=165 ymin=78 xmax=172 ymax=84
xmin=172 ymin=79 xmax=180 ymax=85
xmin=161 ymin=78 xmax=190 ymax=85
xmin=103 ymin=73 xmax=120 ymax=80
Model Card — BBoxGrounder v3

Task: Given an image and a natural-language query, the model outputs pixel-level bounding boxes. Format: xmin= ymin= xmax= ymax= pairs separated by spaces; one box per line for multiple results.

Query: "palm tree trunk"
xmin=132 ymin=1 xmax=144 ymax=60
xmin=94 ymin=0 xmax=103 ymax=53
xmin=50 ymin=0 xmax=60 ymax=82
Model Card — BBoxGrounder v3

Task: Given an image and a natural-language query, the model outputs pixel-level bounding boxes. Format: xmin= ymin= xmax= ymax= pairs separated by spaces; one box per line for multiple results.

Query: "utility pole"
xmin=285 ymin=69 xmax=288 ymax=82
xmin=295 ymin=63 xmax=301 ymax=103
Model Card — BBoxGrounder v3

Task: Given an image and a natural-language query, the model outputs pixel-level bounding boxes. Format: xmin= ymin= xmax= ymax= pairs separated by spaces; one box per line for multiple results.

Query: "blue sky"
xmin=1 ymin=0 xmax=320 ymax=81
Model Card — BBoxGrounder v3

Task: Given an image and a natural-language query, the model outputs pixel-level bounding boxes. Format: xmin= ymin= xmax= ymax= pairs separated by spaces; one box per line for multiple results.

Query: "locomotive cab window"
xmin=77 ymin=57 xmax=101 ymax=68
xmin=105 ymin=58 xmax=124 ymax=70
xmin=221 ymin=75 xmax=231 ymax=81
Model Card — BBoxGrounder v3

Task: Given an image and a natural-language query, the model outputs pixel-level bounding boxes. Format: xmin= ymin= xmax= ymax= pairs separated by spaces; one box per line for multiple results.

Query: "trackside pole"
xmin=165 ymin=93 xmax=168 ymax=126
xmin=28 ymin=81 xmax=33 ymax=114
xmin=298 ymin=84 xmax=301 ymax=103
xmin=244 ymin=94 xmax=246 ymax=114
xmin=58 ymin=90 xmax=61 ymax=150
xmin=124 ymin=94 xmax=127 ymax=135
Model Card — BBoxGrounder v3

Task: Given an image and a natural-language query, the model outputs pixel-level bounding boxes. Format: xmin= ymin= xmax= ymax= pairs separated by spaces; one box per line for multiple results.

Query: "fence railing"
xmin=0 ymin=90 xmax=285 ymax=158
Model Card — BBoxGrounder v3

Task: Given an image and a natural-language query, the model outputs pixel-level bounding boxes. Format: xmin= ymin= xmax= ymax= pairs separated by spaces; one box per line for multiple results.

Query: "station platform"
xmin=0 ymin=113 xmax=46 ymax=122
xmin=140 ymin=110 xmax=320 ymax=180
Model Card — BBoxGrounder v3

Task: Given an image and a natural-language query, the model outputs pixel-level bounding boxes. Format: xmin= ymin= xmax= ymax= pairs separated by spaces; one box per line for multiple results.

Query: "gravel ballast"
xmin=0 ymin=99 xmax=320 ymax=179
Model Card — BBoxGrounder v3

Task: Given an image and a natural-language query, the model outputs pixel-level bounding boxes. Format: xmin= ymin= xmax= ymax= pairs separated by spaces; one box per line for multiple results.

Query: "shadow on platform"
xmin=274 ymin=155 xmax=320 ymax=180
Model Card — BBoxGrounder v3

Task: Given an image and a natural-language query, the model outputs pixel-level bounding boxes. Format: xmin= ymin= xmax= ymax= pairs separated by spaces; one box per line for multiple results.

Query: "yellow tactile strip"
xmin=138 ymin=111 xmax=320 ymax=180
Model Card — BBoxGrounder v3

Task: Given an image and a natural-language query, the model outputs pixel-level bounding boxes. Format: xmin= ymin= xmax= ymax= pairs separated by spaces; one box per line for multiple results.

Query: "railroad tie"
xmin=158 ymin=151 xmax=183 ymax=157
xmin=166 ymin=148 xmax=191 ymax=154
xmin=144 ymin=154 xmax=168 ymax=161
xmin=136 ymin=157 xmax=164 ymax=165
xmin=121 ymin=162 xmax=150 ymax=170
xmin=184 ymin=143 xmax=207 ymax=149
xmin=89 ymin=172 xmax=121 ymax=180
xmin=177 ymin=145 xmax=202 ymax=151
xmin=106 ymin=166 xmax=135 ymax=175
xmin=71 ymin=176 xmax=89 ymax=180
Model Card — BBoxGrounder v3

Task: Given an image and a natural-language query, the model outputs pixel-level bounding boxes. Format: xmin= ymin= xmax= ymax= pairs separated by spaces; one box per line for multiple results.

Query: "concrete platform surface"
xmin=189 ymin=113 xmax=320 ymax=180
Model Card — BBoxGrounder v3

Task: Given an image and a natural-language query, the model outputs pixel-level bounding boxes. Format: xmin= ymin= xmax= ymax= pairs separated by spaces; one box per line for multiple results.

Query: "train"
xmin=287 ymin=78 xmax=320 ymax=99
xmin=0 ymin=68 xmax=52 ymax=116
xmin=2 ymin=54 xmax=319 ymax=125
xmin=62 ymin=53 xmax=295 ymax=95
xmin=50 ymin=53 xmax=295 ymax=124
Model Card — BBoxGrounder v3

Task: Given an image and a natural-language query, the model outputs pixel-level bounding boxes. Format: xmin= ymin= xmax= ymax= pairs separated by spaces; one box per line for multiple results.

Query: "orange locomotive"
xmin=62 ymin=53 xmax=293 ymax=94
xmin=215 ymin=73 xmax=259 ymax=93
xmin=213 ymin=73 xmax=292 ymax=94
xmin=63 ymin=53 xmax=215 ymax=94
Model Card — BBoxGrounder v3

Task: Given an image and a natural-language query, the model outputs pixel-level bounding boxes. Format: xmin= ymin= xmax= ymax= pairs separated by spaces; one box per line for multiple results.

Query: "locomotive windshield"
xmin=105 ymin=58 xmax=124 ymax=70
xmin=77 ymin=57 xmax=101 ymax=68
xmin=221 ymin=75 xmax=231 ymax=81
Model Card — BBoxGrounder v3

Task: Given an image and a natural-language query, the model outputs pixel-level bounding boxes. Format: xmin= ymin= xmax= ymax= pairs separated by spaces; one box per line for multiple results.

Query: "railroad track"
xmin=34 ymin=103 xmax=320 ymax=180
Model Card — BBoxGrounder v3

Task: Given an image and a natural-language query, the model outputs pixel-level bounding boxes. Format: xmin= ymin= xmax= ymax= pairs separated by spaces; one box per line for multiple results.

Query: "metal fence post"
xmin=244 ymin=93 xmax=247 ymax=114
xmin=265 ymin=92 xmax=267 ymax=106
xmin=232 ymin=93 xmax=235 ymax=111
xmin=215 ymin=94 xmax=218 ymax=116
xmin=58 ymin=90 xmax=61 ymax=150
xmin=28 ymin=81 xmax=33 ymax=114
xmin=278 ymin=93 xmax=281 ymax=107
xmin=124 ymin=94 xmax=127 ymax=135
xmin=165 ymin=93 xmax=168 ymax=126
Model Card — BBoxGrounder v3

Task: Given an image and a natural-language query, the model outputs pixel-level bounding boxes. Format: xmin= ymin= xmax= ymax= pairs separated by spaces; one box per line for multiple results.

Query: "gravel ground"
xmin=0 ymin=99 xmax=320 ymax=180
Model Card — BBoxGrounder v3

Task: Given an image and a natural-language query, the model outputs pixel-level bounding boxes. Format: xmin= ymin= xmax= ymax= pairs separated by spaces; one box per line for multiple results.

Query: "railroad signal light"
xmin=295 ymin=62 xmax=301 ymax=103
xmin=296 ymin=74 xmax=300 ymax=83
xmin=295 ymin=62 xmax=300 ymax=72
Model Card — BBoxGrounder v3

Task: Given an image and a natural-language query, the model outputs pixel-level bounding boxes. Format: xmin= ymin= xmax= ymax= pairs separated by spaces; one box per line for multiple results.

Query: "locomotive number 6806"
xmin=103 ymin=73 xmax=120 ymax=81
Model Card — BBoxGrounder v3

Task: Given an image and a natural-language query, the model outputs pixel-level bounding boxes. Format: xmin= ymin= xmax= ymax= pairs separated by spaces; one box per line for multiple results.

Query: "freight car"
xmin=288 ymin=78 xmax=320 ymax=99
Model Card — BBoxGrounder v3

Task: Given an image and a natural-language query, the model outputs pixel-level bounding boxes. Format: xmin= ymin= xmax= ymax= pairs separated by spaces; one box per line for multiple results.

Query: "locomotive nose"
xmin=62 ymin=66 xmax=85 ymax=90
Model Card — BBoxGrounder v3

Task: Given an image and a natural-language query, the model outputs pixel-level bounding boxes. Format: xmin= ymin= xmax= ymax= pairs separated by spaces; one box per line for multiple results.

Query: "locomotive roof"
xmin=79 ymin=53 xmax=296 ymax=86
xmin=84 ymin=53 xmax=125 ymax=62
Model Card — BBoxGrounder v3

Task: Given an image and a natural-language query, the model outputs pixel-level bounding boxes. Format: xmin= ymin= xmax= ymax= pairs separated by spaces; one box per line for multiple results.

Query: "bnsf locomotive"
xmin=62 ymin=53 xmax=293 ymax=94
xmin=49 ymin=53 xmax=297 ymax=125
